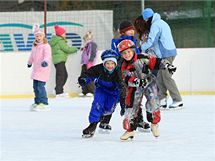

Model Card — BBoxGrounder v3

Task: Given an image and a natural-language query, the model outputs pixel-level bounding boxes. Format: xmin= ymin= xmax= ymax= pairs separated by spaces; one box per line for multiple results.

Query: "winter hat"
xmin=142 ymin=8 xmax=154 ymax=20
xmin=103 ymin=57 xmax=117 ymax=66
xmin=32 ymin=24 xmax=44 ymax=36
xmin=54 ymin=25 xmax=66 ymax=36
xmin=119 ymin=21 xmax=135 ymax=34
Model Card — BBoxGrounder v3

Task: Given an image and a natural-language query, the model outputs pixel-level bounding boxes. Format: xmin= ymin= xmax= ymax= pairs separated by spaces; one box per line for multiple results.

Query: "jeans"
xmin=33 ymin=80 xmax=48 ymax=105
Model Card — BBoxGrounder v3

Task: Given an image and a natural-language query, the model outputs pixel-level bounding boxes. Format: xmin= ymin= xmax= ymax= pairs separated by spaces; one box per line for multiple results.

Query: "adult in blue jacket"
xmin=141 ymin=8 xmax=183 ymax=109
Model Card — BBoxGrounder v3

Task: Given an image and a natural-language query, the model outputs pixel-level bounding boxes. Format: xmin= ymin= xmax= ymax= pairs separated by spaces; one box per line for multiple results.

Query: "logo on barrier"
xmin=0 ymin=22 xmax=83 ymax=52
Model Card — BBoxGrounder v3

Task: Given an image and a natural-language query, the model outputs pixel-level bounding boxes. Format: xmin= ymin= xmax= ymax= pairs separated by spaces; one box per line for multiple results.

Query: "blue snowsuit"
xmin=111 ymin=35 xmax=141 ymax=57
xmin=79 ymin=64 xmax=125 ymax=123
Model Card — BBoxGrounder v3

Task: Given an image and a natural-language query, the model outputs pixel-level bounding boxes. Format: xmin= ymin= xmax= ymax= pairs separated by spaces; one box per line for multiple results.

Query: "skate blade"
xmin=82 ymin=134 xmax=94 ymax=138
xmin=120 ymin=136 xmax=134 ymax=141
xmin=137 ymin=127 xmax=150 ymax=133
xmin=98 ymin=128 xmax=110 ymax=134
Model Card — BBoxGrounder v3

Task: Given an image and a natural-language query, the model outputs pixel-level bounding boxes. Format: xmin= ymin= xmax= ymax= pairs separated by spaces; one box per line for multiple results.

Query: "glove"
xmin=165 ymin=63 xmax=177 ymax=74
xmin=78 ymin=77 xmax=86 ymax=86
xmin=27 ymin=64 xmax=32 ymax=68
xmin=41 ymin=61 xmax=48 ymax=67
xmin=133 ymin=78 xmax=149 ymax=88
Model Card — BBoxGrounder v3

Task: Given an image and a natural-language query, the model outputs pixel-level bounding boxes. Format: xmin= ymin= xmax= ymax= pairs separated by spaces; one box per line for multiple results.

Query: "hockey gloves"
xmin=41 ymin=61 xmax=48 ymax=67
xmin=78 ymin=77 xmax=86 ymax=86
xmin=165 ymin=63 xmax=177 ymax=74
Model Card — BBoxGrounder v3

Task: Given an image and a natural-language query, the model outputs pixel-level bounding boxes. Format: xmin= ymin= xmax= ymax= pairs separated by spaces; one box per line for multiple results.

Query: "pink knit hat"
xmin=54 ymin=25 xmax=66 ymax=36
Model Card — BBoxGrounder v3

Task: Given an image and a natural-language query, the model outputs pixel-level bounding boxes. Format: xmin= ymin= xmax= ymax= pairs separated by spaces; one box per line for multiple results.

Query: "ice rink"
xmin=1 ymin=95 xmax=214 ymax=161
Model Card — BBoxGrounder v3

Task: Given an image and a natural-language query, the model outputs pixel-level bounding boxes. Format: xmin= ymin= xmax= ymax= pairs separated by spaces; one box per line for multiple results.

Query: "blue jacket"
xmin=111 ymin=35 xmax=141 ymax=57
xmin=141 ymin=13 xmax=177 ymax=58
xmin=80 ymin=64 xmax=123 ymax=96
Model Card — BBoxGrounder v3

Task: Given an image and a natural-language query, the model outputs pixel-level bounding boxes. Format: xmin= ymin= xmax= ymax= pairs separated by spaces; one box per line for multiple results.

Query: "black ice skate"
xmin=82 ymin=122 xmax=98 ymax=138
xmin=99 ymin=123 xmax=112 ymax=134
xmin=98 ymin=115 xmax=112 ymax=134
xmin=137 ymin=121 xmax=151 ymax=132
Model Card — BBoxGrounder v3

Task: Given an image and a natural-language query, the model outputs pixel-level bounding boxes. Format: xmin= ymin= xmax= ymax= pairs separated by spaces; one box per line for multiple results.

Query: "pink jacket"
xmin=28 ymin=43 xmax=52 ymax=82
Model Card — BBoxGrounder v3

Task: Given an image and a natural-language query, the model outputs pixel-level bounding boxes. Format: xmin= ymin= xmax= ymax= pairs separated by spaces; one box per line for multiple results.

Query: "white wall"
xmin=0 ymin=48 xmax=214 ymax=96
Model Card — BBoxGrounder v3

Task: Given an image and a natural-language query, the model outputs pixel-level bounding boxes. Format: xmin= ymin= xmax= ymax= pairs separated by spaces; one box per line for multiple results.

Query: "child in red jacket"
xmin=117 ymin=39 xmax=176 ymax=140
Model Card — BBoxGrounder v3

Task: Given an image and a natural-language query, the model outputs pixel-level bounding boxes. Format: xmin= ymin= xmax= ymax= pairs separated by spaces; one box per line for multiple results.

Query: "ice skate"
xmin=98 ymin=114 xmax=112 ymax=133
xmin=160 ymin=98 xmax=167 ymax=110
xmin=137 ymin=121 xmax=150 ymax=132
xmin=98 ymin=123 xmax=111 ymax=134
xmin=169 ymin=101 xmax=183 ymax=109
xmin=55 ymin=93 xmax=70 ymax=98
xmin=86 ymin=93 xmax=93 ymax=97
xmin=30 ymin=103 xmax=38 ymax=111
xmin=82 ymin=122 xmax=98 ymax=138
xmin=31 ymin=103 xmax=50 ymax=112
xmin=151 ymin=123 xmax=160 ymax=137
xmin=120 ymin=131 xmax=134 ymax=141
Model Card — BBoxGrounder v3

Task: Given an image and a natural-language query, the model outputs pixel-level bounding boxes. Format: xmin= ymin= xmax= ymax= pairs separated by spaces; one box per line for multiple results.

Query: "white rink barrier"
xmin=0 ymin=48 xmax=214 ymax=98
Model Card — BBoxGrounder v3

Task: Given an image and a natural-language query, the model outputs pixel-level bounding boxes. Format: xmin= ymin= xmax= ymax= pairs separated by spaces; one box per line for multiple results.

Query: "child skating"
xmin=78 ymin=49 xmax=125 ymax=138
xmin=117 ymin=39 xmax=176 ymax=140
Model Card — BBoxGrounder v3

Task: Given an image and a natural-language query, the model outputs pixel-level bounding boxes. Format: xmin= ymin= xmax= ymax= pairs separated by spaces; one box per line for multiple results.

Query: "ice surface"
xmin=0 ymin=95 xmax=214 ymax=161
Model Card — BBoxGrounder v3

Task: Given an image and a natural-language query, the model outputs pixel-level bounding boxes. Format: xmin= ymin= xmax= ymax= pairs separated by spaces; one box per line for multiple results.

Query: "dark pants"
xmin=33 ymin=80 xmax=48 ymax=105
xmin=81 ymin=64 xmax=95 ymax=95
xmin=54 ymin=62 xmax=68 ymax=95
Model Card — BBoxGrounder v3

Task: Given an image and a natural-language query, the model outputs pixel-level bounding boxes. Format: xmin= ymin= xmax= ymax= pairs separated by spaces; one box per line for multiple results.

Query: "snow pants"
xmin=89 ymin=88 xmax=119 ymax=123
xmin=124 ymin=80 xmax=160 ymax=131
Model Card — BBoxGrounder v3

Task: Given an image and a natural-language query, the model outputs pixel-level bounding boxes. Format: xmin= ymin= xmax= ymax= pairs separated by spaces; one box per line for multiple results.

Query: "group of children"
xmin=27 ymin=11 xmax=177 ymax=141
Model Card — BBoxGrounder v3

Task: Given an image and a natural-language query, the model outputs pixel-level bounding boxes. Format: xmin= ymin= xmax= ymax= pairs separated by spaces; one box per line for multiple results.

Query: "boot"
xmin=120 ymin=131 xmax=134 ymax=141
xmin=137 ymin=108 xmax=150 ymax=132
xmin=99 ymin=114 xmax=112 ymax=130
xmin=160 ymin=98 xmax=167 ymax=109
xmin=82 ymin=122 xmax=98 ymax=138
xmin=151 ymin=123 xmax=160 ymax=137
xmin=137 ymin=121 xmax=150 ymax=132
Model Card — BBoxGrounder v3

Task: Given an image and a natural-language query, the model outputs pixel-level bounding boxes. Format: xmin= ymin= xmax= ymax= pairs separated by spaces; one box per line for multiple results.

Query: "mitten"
xmin=78 ymin=77 xmax=86 ymax=86
xmin=41 ymin=61 xmax=48 ymax=67
xmin=27 ymin=64 xmax=32 ymax=68
xmin=165 ymin=63 xmax=177 ymax=74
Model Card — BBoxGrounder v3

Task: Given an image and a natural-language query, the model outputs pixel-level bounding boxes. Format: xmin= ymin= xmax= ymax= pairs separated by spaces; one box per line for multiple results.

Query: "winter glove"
xmin=27 ymin=64 xmax=32 ymax=68
xmin=41 ymin=61 xmax=48 ymax=67
xmin=165 ymin=63 xmax=177 ymax=74
xmin=133 ymin=78 xmax=150 ymax=88
xmin=78 ymin=77 xmax=86 ymax=86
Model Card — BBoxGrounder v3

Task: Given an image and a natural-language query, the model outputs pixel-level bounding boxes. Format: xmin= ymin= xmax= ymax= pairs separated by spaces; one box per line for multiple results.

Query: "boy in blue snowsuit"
xmin=78 ymin=49 xmax=125 ymax=138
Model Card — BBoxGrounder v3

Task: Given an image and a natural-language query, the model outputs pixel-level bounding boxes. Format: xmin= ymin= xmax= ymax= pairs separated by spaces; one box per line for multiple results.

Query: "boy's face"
xmin=124 ymin=29 xmax=135 ymax=36
xmin=121 ymin=48 xmax=134 ymax=61
xmin=104 ymin=60 xmax=116 ymax=72
xmin=35 ymin=33 xmax=44 ymax=42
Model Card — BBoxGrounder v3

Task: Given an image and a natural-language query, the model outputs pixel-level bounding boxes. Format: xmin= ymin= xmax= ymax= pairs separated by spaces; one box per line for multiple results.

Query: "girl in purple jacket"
xmin=27 ymin=26 xmax=52 ymax=112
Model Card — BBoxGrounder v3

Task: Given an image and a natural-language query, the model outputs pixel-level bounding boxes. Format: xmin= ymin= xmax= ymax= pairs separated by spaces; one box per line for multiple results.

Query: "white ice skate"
xmin=55 ymin=93 xmax=70 ymax=98
xmin=120 ymin=131 xmax=134 ymax=141
xmin=31 ymin=103 xmax=50 ymax=112
xmin=169 ymin=101 xmax=183 ymax=109
xmin=151 ymin=124 xmax=160 ymax=137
